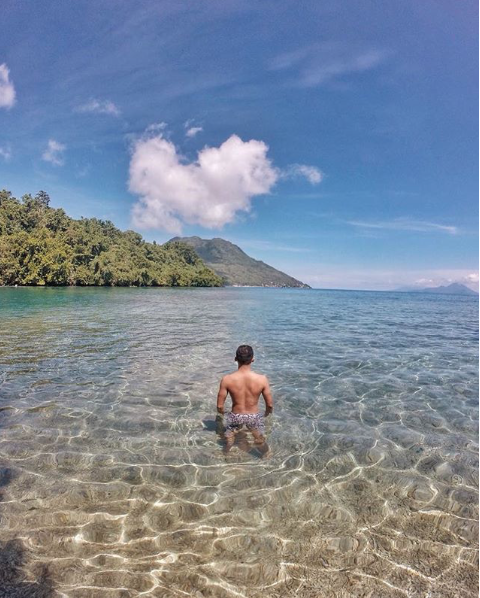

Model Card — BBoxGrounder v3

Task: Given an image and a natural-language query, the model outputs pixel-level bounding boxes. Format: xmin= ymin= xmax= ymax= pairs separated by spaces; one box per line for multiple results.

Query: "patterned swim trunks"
xmin=224 ymin=412 xmax=265 ymax=437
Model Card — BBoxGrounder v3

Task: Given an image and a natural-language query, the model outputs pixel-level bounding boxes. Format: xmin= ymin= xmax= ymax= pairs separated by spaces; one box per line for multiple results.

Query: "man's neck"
xmin=237 ymin=363 xmax=251 ymax=371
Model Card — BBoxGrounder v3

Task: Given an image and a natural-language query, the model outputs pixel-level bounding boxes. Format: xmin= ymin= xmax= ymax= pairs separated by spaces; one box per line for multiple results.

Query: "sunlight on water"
xmin=0 ymin=287 xmax=478 ymax=597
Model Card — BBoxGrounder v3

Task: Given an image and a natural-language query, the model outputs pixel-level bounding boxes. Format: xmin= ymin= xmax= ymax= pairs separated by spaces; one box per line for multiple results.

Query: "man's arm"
xmin=262 ymin=377 xmax=273 ymax=416
xmin=216 ymin=376 xmax=228 ymax=415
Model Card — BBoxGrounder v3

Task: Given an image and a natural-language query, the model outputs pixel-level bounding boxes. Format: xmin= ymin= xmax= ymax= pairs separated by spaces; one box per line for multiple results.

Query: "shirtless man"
xmin=216 ymin=345 xmax=273 ymax=454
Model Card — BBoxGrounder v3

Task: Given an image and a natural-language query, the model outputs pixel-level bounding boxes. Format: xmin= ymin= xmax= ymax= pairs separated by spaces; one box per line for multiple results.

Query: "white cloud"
xmin=347 ymin=218 xmax=458 ymax=235
xmin=186 ymin=126 xmax=203 ymax=138
xmin=412 ymin=272 xmax=480 ymax=290
xmin=0 ymin=63 xmax=15 ymax=109
xmin=304 ymin=50 xmax=385 ymax=87
xmin=129 ymin=133 xmax=279 ymax=233
xmin=285 ymin=164 xmax=323 ymax=184
xmin=146 ymin=122 xmax=167 ymax=134
xmin=463 ymin=273 xmax=479 ymax=284
xmin=271 ymin=47 xmax=312 ymax=71
xmin=77 ymin=98 xmax=120 ymax=116
xmin=184 ymin=120 xmax=203 ymax=138
xmin=42 ymin=139 xmax=66 ymax=166
xmin=0 ymin=145 xmax=11 ymax=160
xmin=271 ymin=43 xmax=387 ymax=87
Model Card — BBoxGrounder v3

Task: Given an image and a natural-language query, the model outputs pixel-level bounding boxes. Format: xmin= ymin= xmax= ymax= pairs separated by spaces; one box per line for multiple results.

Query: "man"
xmin=216 ymin=345 xmax=273 ymax=455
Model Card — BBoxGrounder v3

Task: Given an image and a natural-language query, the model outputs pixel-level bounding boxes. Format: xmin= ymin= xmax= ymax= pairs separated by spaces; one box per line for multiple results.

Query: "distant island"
xmin=395 ymin=282 xmax=478 ymax=296
xmin=0 ymin=190 xmax=222 ymax=287
xmin=169 ymin=236 xmax=310 ymax=288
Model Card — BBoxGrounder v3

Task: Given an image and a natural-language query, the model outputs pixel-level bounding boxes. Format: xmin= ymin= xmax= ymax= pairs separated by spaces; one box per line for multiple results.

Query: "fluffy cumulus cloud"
xmin=42 ymin=139 xmax=66 ymax=166
xmin=77 ymin=98 xmax=120 ymax=116
xmin=130 ymin=134 xmax=279 ymax=233
xmin=0 ymin=63 xmax=16 ymax=109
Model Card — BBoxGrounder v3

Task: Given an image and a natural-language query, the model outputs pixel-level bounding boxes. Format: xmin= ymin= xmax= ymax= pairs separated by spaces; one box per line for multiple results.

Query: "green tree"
xmin=35 ymin=190 xmax=50 ymax=207
xmin=0 ymin=190 xmax=223 ymax=287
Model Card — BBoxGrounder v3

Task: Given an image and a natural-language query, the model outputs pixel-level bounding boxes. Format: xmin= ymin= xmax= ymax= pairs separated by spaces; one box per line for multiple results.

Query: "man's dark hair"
xmin=235 ymin=345 xmax=254 ymax=365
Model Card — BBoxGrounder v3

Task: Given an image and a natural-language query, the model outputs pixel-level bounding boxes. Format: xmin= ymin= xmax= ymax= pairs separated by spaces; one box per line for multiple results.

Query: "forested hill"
xmin=0 ymin=190 xmax=222 ymax=287
xmin=169 ymin=236 xmax=310 ymax=288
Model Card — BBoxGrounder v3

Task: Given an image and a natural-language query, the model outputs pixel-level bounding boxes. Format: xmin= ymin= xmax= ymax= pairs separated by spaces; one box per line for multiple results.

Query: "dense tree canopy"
xmin=0 ymin=190 xmax=223 ymax=287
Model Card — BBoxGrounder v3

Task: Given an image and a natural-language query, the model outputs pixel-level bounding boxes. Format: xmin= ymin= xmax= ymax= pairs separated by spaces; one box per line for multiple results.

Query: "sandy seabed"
xmin=0 ymin=287 xmax=478 ymax=597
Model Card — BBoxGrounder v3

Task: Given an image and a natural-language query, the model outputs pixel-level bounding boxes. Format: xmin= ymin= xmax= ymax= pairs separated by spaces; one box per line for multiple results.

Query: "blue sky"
xmin=0 ymin=1 xmax=478 ymax=290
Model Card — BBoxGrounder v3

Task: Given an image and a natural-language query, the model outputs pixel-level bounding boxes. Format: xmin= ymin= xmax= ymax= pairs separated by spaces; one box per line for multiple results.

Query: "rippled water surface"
xmin=0 ymin=287 xmax=478 ymax=597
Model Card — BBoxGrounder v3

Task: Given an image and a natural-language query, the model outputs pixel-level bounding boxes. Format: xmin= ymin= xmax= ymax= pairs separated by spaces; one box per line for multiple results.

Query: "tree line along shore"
xmin=0 ymin=190 xmax=223 ymax=287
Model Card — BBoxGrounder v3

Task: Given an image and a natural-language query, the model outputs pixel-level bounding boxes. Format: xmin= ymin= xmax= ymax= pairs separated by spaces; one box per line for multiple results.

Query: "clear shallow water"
xmin=0 ymin=287 xmax=478 ymax=598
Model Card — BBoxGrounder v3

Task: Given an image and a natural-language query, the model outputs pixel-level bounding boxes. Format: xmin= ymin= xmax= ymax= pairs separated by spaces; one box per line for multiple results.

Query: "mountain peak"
xmin=425 ymin=283 xmax=478 ymax=295
xmin=396 ymin=282 xmax=478 ymax=296
xmin=167 ymin=237 xmax=310 ymax=288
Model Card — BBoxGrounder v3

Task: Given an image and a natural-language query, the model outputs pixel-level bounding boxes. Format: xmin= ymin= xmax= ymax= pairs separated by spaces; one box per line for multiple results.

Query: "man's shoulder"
xmin=223 ymin=370 xmax=268 ymax=383
xmin=251 ymin=371 xmax=268 ymax=382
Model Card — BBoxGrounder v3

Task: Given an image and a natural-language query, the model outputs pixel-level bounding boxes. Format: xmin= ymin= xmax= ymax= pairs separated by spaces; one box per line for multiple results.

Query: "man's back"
xmin=216 ymin=345 xmax=273 ymax=418
xmin=222 ymin=369 xmax=269 ymax=414
xmin=217 ymin=345 xmax=273 ymax=455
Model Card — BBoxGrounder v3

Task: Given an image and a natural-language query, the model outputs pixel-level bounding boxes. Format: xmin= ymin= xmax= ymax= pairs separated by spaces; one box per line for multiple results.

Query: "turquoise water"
xmin=0 ymin=287 xmax=478 ymax=597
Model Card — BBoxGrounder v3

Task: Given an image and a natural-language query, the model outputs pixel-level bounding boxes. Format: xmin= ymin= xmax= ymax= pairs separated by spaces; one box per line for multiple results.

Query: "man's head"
xmin=235 ymin=345 xmax=254 ymax=365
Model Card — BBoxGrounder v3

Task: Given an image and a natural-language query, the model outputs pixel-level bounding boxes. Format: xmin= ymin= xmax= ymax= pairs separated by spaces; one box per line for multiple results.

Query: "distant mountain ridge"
xmin=168 ymin=236 xmax=310 ymax=288
xmin=395 ymin=283 xmax=478 ymax=296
